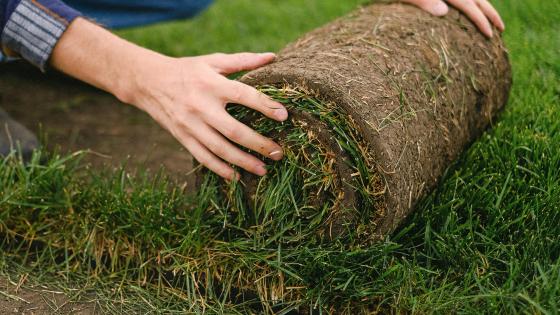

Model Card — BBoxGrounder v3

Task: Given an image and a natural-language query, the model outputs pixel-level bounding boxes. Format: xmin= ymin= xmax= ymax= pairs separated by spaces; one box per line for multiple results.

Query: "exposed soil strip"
xmin=0 ymin=62 xmax=194 ymax=184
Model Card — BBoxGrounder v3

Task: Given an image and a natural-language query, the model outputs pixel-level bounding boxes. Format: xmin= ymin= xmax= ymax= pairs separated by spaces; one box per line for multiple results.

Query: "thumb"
xmin=401 ymin=0 xmax=449 ymax=16
xmin=205 ymin=52 xmax=276 ymax=75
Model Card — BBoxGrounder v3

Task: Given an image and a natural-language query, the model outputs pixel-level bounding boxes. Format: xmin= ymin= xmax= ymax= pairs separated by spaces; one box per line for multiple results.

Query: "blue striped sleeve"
xmin=1 ymin=0 xmax=82 ymax=71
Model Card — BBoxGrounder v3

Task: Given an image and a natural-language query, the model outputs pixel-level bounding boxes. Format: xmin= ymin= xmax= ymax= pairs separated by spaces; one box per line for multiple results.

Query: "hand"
xmin=51 ymin=19 xmax=286 ymax=181
xmin=401 ymin=0 xmax=505 ymax=37
xmin=130 ymin=53 xmax=288 ymax=180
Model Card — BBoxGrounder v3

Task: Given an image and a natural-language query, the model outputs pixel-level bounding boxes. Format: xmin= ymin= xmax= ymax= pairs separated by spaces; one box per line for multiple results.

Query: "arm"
xmin=1 ymin=1 xmax=285 ymax=181
xmin=402 ymin=0 xmax=505 ymax=37
xmin=50 ymin=18 xmax=287 ymax=180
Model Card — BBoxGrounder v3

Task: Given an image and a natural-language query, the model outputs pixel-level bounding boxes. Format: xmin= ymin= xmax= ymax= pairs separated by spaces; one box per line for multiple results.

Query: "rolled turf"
xmin=234 ymin=2 xmax=512 ymax=240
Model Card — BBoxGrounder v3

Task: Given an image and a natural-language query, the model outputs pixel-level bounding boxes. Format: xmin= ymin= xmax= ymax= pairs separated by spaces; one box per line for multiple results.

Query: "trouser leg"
xmin=65 ymin=0 xmax=214 ymax=29
xmin=0 ymin=0 xmax=213 ymax=60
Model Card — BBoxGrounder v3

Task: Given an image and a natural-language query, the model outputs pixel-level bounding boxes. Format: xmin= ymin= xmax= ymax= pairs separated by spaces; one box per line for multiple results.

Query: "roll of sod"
xmin=203 ymin=2 xmax=512 ymax=242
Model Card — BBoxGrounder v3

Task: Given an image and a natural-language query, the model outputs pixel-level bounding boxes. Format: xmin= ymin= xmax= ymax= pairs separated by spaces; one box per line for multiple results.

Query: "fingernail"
xmin=260 ymin=52 xmax=276 ymax=58
xmin=255 ymin=164 xmax=267 ymax=176
xmin=274 ymin=108 xmax=288 ymax=120
xmin=431 ymin=2 xmax=449 ymax=16
xmin=269 ymin=150 xmax=283 ymax=160
xmin=226 ymin=171 xmax=240 ymax=182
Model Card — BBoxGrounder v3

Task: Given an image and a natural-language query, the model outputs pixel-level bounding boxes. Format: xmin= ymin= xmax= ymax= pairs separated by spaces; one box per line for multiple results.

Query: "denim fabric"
xmin=0 ymin=0 xmax=213 ymax=64
xmin=65 ymin=0 xmax=214 ymax=29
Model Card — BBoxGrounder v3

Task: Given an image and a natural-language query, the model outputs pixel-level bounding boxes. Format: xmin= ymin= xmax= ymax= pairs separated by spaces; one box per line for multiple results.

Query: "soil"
xmin=241 ymin=3 xmax=512 ymax=239
xmin=0 ymin=277 xmax=96 ymax=314
xmin=0 ymin=61 xmax=195 ymax=183
xmin=0 ymin=62 xmax=195 ymax=313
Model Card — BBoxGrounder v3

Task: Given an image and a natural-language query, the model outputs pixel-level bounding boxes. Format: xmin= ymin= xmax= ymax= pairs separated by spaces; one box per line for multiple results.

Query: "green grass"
xmin=116 ymin=0 xmax=369 ymax=56
xmin=1 ymin=0 xmax=560 ymax=313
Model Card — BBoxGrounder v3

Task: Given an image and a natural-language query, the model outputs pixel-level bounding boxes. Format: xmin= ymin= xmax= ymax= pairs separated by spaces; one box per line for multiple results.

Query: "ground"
xmin=0 ymin=0 xmax=559 ymax=313
xmin=1 ymin=62 xmax=194 ymax=183
xmin=0 ymin=276 xmax=94 ymax=314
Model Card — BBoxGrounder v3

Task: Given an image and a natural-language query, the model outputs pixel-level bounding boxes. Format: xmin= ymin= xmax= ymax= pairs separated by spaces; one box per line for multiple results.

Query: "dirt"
xmin=0 ymin=276 xmax=97 ymax=315
xmin=0 ymin=61 xmax=195 ymax=184
xmin=241 ymin=3 xmax=512 ymax=239
xmin=0 ymin=62 xmax=195 ymax=313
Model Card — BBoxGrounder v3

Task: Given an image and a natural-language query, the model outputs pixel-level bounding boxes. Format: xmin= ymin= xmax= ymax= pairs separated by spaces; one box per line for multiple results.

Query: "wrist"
xmin=50 ymin=18 xmax=172 ymax=109
xmin=113 ymin=49 xmax=172 ymax=108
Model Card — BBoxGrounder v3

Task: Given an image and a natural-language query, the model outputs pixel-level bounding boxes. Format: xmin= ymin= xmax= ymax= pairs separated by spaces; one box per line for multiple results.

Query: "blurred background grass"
xmin=116 ymin=0 xmax=368 ymax=55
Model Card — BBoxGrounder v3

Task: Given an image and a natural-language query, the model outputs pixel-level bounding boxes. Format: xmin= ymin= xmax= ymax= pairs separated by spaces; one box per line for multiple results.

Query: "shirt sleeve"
xmin=0 ymin=0 xmax=82 ymax=71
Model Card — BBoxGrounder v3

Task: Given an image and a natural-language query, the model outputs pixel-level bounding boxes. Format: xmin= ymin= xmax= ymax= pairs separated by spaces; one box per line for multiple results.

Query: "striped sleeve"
xmin=1 ymin=0 xmax=82 ymax=71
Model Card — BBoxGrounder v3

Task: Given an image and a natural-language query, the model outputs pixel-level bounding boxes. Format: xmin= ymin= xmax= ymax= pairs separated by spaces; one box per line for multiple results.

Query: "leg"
xmin=65 ymin=0 xmax=214 ymax=29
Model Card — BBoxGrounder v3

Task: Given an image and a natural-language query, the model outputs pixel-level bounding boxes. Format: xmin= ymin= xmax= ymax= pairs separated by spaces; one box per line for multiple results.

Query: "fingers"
xmin=162 ymin=53 xmax=288 ymax=180
xmin=475 ymin=0 xmax=505 ymax=32
xmin=205 ymin=52 xmax=277 ymax=75
xmin=446 ymin=0 xmax=493 ymax=37
xmin=202 ymin=79 xmax=286 ymax=176
xmin=224 ymin=80 xmax=288 ymax=122
xmin=176 ymin=131 xmax=239 ymax=181
xmin=175 ymin=99 xmax=282 ymax=178
xmin=189 ymin=121 xmax=269 ymax=176
xmin=176 ymin=121 xmax=271 ymax=179
xmin=207 ymin=110 xmax=284 ymax=161
xmin=401 ymin=0 xmax=449 ymax=16
xmin=403 ymin=0 xmax=505 ymax=38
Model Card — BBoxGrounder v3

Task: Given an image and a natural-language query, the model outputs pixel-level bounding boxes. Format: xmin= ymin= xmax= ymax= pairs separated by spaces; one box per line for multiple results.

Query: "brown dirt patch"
xmin=0 ymin=276 xmax=97 ymax=314
xmin=0 ymin=62 xmax=195 ymax=183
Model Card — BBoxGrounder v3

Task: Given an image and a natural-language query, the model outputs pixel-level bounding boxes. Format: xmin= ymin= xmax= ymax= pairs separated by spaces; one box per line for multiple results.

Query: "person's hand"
xmin=51 ymin=19 xmax=286 ymax=181
xmin=130 ymin=53 xmax=287 ymax=180
xmin=401 ymin=0 xmax=505 ymax=37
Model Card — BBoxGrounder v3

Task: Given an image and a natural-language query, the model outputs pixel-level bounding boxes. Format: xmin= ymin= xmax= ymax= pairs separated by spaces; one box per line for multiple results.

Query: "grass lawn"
xmin=1 ymin=0 xmax=559 ymax=313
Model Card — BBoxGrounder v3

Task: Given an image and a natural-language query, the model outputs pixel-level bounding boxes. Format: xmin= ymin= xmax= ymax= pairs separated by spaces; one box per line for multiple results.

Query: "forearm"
xmin=50 ymin=17 xmax=164 ymax=105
